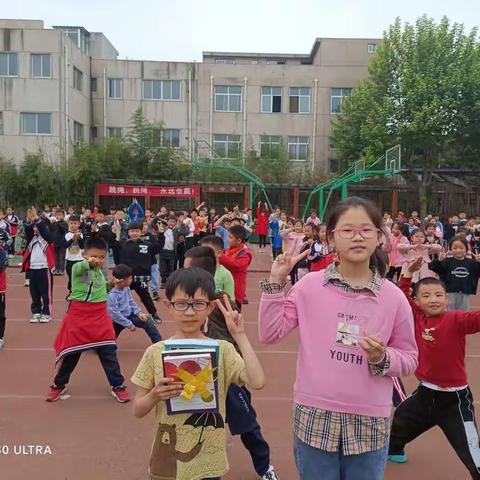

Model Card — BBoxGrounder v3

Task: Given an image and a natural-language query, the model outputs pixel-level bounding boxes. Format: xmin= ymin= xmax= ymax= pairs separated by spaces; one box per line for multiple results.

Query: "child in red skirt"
xmin=46 ymin=236 xmax=130 ymax=403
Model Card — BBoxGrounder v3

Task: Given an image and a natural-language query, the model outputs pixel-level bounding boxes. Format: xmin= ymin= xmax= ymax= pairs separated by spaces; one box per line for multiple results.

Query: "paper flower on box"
xmin=174 ymin=366 xmax=216 ymax=402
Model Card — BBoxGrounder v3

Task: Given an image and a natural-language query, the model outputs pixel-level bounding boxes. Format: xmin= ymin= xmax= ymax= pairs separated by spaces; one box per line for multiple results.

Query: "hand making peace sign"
xmin=270 ymin=238 xmax=309 ymax=284
xmin=216 ymin=294 xmax=245 ymax=337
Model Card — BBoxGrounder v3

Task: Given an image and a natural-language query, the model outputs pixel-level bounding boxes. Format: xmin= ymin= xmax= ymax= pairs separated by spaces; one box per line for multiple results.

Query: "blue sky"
xmin=3 ymin=0 xmax=480 ymax=61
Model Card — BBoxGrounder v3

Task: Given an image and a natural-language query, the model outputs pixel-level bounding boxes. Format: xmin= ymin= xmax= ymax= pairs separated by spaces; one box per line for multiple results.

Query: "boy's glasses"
xmin=170 ymin=300 xmax=210 ymax=312
xmin=333 ymin=227 xmax=379 ymax=239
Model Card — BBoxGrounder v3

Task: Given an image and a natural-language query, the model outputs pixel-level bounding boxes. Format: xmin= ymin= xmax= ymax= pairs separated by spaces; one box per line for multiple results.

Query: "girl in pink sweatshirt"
xmin=399 ymin=228 xmax=442 ymax=283
xmin=258 ymin=197 xmax=418 ymax=480
xmin=386 ymin=222 xmax=409 ymax=283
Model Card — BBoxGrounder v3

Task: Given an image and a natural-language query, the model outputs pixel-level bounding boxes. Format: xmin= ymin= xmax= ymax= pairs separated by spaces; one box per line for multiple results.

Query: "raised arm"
xmin=258 ymin=242 xmax=308 ymax=344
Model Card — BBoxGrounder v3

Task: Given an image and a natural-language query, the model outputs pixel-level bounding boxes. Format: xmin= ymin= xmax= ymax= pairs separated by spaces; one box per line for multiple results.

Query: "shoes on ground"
xmin=111 ymin=387 xmax=131 ymax=403
xmin=46 ymin=385 xmax=66 ymax=402
xmin=30 ymin=313 xmax=42 ymax=323
xmin=262 ymin=465 xmax=280 ymax=480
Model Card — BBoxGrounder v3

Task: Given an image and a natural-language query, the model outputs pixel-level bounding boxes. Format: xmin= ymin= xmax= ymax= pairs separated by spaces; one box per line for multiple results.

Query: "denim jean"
xmin=293 ymin=435 xmax=388 ymax=480
xmin=114 ymin=313 xmax=162 ymax=343
xmin=150 ymin=262 xmax=159 ymax=295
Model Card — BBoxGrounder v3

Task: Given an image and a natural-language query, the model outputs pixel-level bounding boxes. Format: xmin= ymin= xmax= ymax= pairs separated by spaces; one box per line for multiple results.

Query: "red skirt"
xmin=54 ymin=301 xmax=116 ymax=362
xmin=310 ymin=253 xmax=335 ymax=272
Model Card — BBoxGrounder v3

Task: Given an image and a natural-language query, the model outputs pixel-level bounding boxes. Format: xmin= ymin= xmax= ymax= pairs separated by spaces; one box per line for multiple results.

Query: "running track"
xmin=1 ymin=248 xmax=478 ymax=480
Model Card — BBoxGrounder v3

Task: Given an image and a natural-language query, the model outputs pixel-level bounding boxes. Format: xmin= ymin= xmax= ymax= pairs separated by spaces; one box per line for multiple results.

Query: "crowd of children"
xmin=3 ymin=199 xmax=480 ymax=479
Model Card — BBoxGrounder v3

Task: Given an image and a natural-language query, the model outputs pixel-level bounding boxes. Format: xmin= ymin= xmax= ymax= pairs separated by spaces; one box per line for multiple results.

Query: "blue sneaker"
xmin=388 ymin=454 xmax=408 ymax=463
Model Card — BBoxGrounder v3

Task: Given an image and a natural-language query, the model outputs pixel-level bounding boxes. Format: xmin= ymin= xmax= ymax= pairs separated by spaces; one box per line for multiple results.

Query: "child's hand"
xmin=151 ymin=378 xmax=183 ymax=400
xmin=439 ymin=251 xmax=448 ymax=261
xmin=138 ymin=313 xmax=149 ymax=321
xmin=216 ymin=294 xmax=245 ymax=337
xmin=270 ymin=239 xmax=309 ymax=284
xmin=129 ymin=325 xmax=137 ymax=332
xmin=359 ymin=333 xmax=386 ymax=364
xmin=408 ymin=257 xmax=423 ymax=273
xmin=87 ymin=257 xmax=99 ymax=268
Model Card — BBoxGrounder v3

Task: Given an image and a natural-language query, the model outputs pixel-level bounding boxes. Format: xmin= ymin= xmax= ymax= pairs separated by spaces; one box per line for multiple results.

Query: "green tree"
xmin=332 ymin=16 xmax=480 ymax=216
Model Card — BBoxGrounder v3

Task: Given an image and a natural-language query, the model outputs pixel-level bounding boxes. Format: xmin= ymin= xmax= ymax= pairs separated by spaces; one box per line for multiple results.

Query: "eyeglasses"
xmin=170 ymin=300 xmax=210 ymax=312
xmin=332 ymin=227 xmax=379 ymax=240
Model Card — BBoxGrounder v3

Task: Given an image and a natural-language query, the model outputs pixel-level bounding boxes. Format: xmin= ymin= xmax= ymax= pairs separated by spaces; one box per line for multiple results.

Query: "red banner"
xmin=96 ymin=183 xmax=199 ymax=198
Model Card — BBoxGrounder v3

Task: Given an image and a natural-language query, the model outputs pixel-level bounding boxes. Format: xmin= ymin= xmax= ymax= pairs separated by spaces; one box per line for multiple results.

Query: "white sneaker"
xmin=262 ymin=466 xmax=280 ymax=480
xmin=0 ymin=338 xmax=4 ymax=350
xmin=40 ymin=315 xmax=52 ymax=323
xmin=30 ymin=313 xmax=41 ymax=323
xmin=24 ymin=279 xmax=30 ymax=287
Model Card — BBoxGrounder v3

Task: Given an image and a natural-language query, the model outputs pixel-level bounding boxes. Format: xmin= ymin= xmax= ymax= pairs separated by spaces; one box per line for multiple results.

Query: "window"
xmin=214 ymin=86 xmax=242 ymax=112
xmin=329 ymin=158 xmax=340 ymax=173
xmin=31 ymin=54 xmax=51 ymax=78
xmin=368 ymin=44 xmax=377 ymax=54
xmin=73 ymin=121 xmax=84 ymax=144
xmin=91 ymin=78 xmax=97 ymax=93
xmin=73 ymin=67 xmax=83 ymax=92
xmin=108 ymin=79 xmax=122 ymax=99
xmin=0 ymin=53 xmax=18 ymax=76
xmin=213 ymin=134 xmax=241 ymax=158
xmin=260 ymin=136 xmax=281 ymax=158
xmin=288 ymin=136 xmax=309 ymax=161
xmin=161 ymin=129 xmax=180 ymax=147
xmin=261 ymin=87 xmax=282 ymax=113
xmin=215 ymin=59 xmax=234 ymax=64
xmin=331 ymin=88 xmax=352 ymax=114
xmin=289 ymin=87 xmax=311 ymax=114
xmin=108 ymin=127 xmax=123 ymax=138
xmin=143 ymin=80 xmax=181 ymax=100
xmin=21 ymin=113 xmax=52 ymax=135
xmin=91 ymin=126 xmax=98 ymax=139
xmin=0 ymin=112 xmax=3 ymax=135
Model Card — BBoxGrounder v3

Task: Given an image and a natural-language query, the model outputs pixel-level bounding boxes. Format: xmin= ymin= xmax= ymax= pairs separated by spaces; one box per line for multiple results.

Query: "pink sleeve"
xmin=258 ymin=288 xmax=299 ymax=344
xmin=385 ymin=295 xmax=418 ymax=377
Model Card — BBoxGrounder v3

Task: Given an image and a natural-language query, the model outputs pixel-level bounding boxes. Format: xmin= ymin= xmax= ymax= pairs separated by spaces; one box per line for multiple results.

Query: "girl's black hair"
xmin=303 ymin=223 xmax=319 ymax=241
xmin=448 ymin=235 xmax=468 ymax=251
xmin=326 ymin=196 xmax=388 ymax=277
xmin=165 ymin=267 xmax=215 ymax=301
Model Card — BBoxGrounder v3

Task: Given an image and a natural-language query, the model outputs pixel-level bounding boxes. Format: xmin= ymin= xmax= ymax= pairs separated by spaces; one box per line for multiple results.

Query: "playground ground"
xmin=1 ymin=248 xmax=478 ymax=480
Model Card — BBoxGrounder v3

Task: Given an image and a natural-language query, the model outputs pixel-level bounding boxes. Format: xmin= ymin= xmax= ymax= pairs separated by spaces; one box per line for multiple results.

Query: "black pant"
xmin=29 ymin=268 xmax=52 ymax=315
xmin=389 ymin=385 xmax=480 ymax=479
xmin=54 ymin=246 xmax=66 ymax=272
xmin=226 ymin=385 xmax=270 ymax=475
xmin=185 ymin=237 xmax=194 ymax=251
xmin=130 ymin=281 xmax=157 ymax=316
xmin=387 ymin=266 xmax=402 ymax=283
xmin=159 ymin=250 xmax=176 ymax=284
xmin=272 ymin=247 xmax=282 ymax=260
xmin=66 ymin=260 xmax=82 ymax=292
xmin=53 ymin=345 xmax=125 ymax=389
xmin=290 ymin=259 xmax=308 ymax=285
xmin=176 ymin=242 xmax=186 ymax=269
xmin=392 ymin=377 xmax=408 ymax=407
xmin=7 ymin=236 xmax=15 ymax=255
xmin=111 ymin=245 xmax=122 ymax=266
xmin=0 ymin=292 xmax=5 ymax=339
xmin=258 ymin=234 xmax=267 ymax=249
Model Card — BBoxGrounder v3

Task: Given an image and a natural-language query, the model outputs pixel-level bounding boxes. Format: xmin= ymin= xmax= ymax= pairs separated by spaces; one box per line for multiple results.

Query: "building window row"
xmin=214 ymin=85 xmax=350 ymax=114
xmin=213 ymin=134 xmax=310 ymax=161
xmin=21 ymin=112 xmax=52 ymax=135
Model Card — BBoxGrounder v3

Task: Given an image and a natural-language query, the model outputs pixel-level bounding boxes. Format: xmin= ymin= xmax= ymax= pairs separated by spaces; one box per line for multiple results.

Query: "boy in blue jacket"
xmin=107 ymin=264 xmax=161 ymax=343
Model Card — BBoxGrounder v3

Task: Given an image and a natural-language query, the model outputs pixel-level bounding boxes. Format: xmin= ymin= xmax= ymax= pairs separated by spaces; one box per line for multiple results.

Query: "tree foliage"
xmin=332 ymin=15 xmax=480 ymax=214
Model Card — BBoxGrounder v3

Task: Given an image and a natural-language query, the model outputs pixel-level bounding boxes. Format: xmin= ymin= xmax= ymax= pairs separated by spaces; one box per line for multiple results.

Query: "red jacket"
xmin=21 ymin=241 xmax=55 ymax=272
xmin=255 ymin=208 xmax=270 ymax=236
xmin=0 ymin=246 xmax=6 ymax=292
xmin=399 ymin=277 xmax=480 ymax=387
xmin=219 ymin=245 xmax=252 ymax=304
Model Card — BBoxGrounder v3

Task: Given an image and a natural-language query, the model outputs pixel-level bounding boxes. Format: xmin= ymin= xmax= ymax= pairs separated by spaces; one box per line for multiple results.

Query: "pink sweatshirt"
xmin=389 ymin=235 xmax=409 ymax=267
xmin=259 ymin=271 xmax=418 ymax=417
xmin=280 ymin=229 xmax=304 ymax=255
xmin=399 ymin=243 xmax=442 ymax=283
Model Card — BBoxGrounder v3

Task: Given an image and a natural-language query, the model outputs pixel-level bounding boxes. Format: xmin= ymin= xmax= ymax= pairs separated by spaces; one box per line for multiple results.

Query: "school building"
xmin=0 ymin=18 xmax=380 ymax=175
